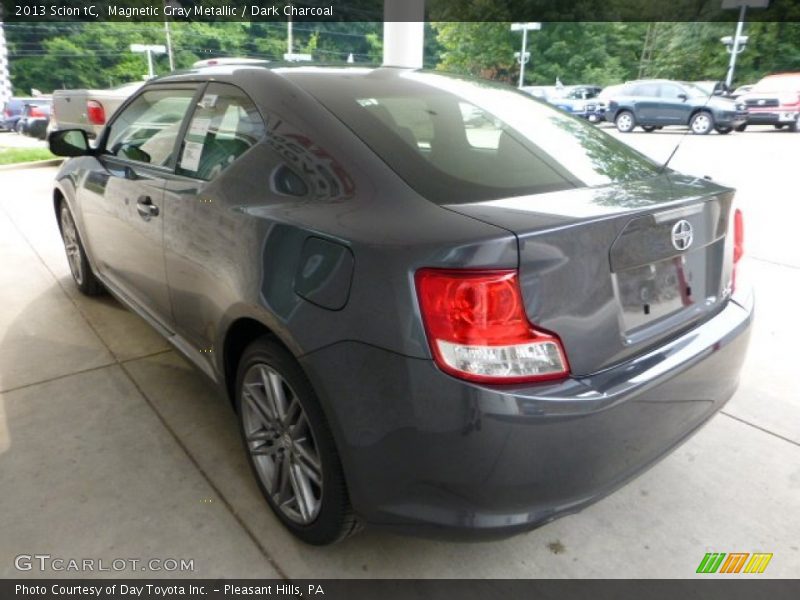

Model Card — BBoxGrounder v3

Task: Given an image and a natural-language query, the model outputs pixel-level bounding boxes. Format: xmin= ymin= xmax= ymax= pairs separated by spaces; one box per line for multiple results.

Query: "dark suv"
xmin=48 ymin=66 xmax=752 ymax=545
xmin=1 ymin=97 xmax=38 ymax=131
xmin=607 ymin=79 xmax=747 ymax=134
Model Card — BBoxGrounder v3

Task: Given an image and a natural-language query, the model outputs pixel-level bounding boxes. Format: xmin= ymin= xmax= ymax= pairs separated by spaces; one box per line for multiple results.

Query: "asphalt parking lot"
xmin=0 ymin=125 xmax=798 ymax=579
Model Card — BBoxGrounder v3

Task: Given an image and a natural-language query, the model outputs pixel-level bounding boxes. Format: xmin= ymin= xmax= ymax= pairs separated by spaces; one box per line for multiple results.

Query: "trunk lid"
xmin=443 ymin=173 xmax=736 ymax=376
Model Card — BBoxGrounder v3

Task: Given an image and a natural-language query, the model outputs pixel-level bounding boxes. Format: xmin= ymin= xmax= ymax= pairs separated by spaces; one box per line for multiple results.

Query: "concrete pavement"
xmin=0 ymin=130 xmax=48 ymax=150
xmin=1 ymin=128 xmax=798 ymax=578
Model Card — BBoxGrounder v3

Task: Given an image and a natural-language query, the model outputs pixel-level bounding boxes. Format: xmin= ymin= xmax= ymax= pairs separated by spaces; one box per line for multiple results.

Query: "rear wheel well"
xmin=53 ymin=189 xmax=65 ymax=231
xmin=223 ymin=318 xmax=287 ymax=406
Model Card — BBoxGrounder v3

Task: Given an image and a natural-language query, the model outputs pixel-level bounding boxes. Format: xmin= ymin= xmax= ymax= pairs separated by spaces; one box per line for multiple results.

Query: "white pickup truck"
xmin=49 ymin=82 xmax=143 ymax=139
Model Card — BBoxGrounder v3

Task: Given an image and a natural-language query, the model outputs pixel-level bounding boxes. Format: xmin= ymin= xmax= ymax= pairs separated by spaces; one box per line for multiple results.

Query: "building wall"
xmin=0 ymin=6 xmax=12 ymax=105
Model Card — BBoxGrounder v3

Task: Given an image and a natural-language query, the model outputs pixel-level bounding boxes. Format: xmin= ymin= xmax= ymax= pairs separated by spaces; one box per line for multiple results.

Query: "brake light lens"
xmin=86 ymin=100 xmax=105 ymax=125
xmin=28 ymin=106 xmax=46 ymax=118
xmin=732 ymin=208 xmax=744 ymax=291
xmin=415 ymin=269 xmax=570 ymax=384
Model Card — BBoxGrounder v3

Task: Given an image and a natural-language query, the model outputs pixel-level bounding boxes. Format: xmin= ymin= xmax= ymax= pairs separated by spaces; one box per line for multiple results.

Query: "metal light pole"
xmin=723 ymin=6 xmax=748 ymax=89
xmin=511 ymin=22 xmax=541 ymax=88
xmin=720 ymin=0 xmax=770 ymax=89
xmin=130 ymin=44 xmax=166 ymax=80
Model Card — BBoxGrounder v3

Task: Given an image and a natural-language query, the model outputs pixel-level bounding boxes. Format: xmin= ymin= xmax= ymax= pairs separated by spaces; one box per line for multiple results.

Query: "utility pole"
xmin=638 ymin=22 xmax=659 ymax=79
xmin=164 ymin=21 xmax=175 ymax=71
xmin=163 ymin=0 xmax=176 ymax=71
xmin=130 ymin=44 xmax=166 ymax=80
xmin=511 ymin=22 xmax=541 ymax=88
xmin=287 ymin=15 xmax=293 ymax=56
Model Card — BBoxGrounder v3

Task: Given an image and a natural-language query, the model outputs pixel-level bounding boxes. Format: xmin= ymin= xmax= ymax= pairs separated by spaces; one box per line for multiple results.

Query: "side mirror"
xmin=49 ymin=129 xmax=92 ymax=157
xmin=678 ymin=93 xmax=688 ymax=101
xmin=116 ymin=143 xmax=151 ymax=164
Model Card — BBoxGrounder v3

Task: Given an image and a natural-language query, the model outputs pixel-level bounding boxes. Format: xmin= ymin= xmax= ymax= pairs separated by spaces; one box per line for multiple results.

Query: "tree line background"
xmin=5 ymin=21 xmax=800 ymax=94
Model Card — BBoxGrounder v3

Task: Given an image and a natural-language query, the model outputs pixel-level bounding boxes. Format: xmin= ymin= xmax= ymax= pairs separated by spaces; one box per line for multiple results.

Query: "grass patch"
xmin=0 ymin=147 xmax=56 ymax=166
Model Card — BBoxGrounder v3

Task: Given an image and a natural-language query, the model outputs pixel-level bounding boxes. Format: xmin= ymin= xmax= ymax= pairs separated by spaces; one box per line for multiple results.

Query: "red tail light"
xmin=732 ymin=208 xmax=744 ymax=291
xmin=4 ymin=108 xmax=11 ymax=118
xmin=86 ymin=100 xmax=105 ymax=125
xmin=28 ymin=106 xmax=46 ymax=118
xmin=415 ymin=269 xmax=570 ymax=384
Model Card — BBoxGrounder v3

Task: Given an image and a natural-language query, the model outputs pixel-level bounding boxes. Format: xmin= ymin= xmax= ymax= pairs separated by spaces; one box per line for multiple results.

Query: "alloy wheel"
xmin=616 ymin=113 xmax=633 ymax=132
xmin=241 ymin=363 xmax=323 ymax=524
xmin=60 ymin=206 xmax=84 ymax=285
xmin=691 ymin=113 xmax=711 ymax=134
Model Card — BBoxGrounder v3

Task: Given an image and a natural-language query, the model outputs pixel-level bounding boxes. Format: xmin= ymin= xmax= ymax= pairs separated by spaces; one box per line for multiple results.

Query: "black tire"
xmin=715 ymin=126 xmax=733 ymax=135
xmin=735 ymin=123 xmax=747 ymax=132
xmin=641 ymin=125 xmax=657 ymax=132
xmin=235 ymin=337 xmax=360 ymax=545
xmin=689 ymin=111 xmax=714 ymax=135
xmin=788 ymin=116 xmax=799 ymax=133
xmin=59 ymin=201 xmax=105 ymax=296
xmin=615 ymin=110 xmax=636 ymax=133
xmin=774 ymin=124 xmax=785 ymax=130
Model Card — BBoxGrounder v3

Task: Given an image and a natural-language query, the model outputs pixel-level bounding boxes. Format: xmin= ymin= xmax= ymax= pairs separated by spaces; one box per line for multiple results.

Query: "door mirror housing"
xmin=49 ymin=129 xmax=93 ymax=157
xmin=677 ymin=93 xmax=688 ymax=101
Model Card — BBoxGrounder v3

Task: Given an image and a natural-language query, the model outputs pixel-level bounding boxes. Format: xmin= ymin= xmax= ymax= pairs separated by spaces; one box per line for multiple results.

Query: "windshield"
xmin=566 ymin=87 xmax=599 ymax=100
xmin=682 ymin=83 xmax=711 ymax=97
xmin=753 ymin=75 xmax=800 ymax=92
xmin=289 ymin=70 xmax=660 ymax=204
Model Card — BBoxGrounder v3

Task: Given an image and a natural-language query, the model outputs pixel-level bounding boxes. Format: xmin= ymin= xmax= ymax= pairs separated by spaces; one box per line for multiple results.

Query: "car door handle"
xmin=136 ymin=196 xmax=159 ymax=219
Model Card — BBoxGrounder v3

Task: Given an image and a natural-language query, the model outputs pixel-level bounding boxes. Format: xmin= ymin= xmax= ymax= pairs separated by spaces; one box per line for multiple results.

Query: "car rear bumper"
xmin=300 ymin=294 xmax=753 ymax=539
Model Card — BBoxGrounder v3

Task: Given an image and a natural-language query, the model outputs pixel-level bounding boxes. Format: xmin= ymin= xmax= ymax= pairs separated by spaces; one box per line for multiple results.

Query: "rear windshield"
xmin=288 ymin=70 xmax=660 ymax=204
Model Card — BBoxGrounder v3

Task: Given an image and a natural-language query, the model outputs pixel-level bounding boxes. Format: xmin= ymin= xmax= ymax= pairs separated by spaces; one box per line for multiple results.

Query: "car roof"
xmin=152 ymin=63 xmax=389 ymax=83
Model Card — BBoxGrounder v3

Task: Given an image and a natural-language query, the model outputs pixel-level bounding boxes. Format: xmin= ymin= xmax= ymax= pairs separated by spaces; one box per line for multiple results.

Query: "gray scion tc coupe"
xmin=49 ymin=66 xmax=752 ymax=545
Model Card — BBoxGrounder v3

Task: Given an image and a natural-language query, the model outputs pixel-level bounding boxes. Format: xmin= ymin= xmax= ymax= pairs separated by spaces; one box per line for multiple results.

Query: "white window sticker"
xmin=188 ymin=117 xmax=212 ymax=138
xmin=198 ymin=94 xmax=218 ymax=109
xmin=180 ymin=141 xmax=204 ymax=172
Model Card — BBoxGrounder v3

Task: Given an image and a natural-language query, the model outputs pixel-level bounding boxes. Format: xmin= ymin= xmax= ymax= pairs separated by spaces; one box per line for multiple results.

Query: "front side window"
xmin=105 ymin=88 xmax=195 ymax=167
xmin=177 ymin=83 xmax=265 ymax=181
xmin=660 ymin=84 xmax=686 ymax=99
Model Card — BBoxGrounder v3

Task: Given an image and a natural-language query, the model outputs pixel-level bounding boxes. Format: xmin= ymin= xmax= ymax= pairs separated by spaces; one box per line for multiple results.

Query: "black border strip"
xmin=2 ymin=0 xmax=800 ymax=22
xmin=4 ymin=579 xmax=800 ymax=600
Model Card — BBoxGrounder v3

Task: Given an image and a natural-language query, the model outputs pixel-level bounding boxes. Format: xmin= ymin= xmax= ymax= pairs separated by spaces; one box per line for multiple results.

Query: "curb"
xmin=0 ymin=158 xmax=64 ymax=172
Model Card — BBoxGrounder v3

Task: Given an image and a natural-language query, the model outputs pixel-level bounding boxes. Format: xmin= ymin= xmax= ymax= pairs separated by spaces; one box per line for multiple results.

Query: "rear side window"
xmin=632 ymin=83 xmax=659 ymax=97
xmin=177 ymin=83 xmax=265 ymax=181
xmin=106 ymin=88 xmax=196 ymax=167
xmin=289 ymin=71 xmax=660 ymax=204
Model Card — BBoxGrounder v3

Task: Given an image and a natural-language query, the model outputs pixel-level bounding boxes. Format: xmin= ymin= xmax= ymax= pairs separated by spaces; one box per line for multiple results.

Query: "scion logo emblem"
xmin=671 ymin=219 xmax=694 ymax=251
